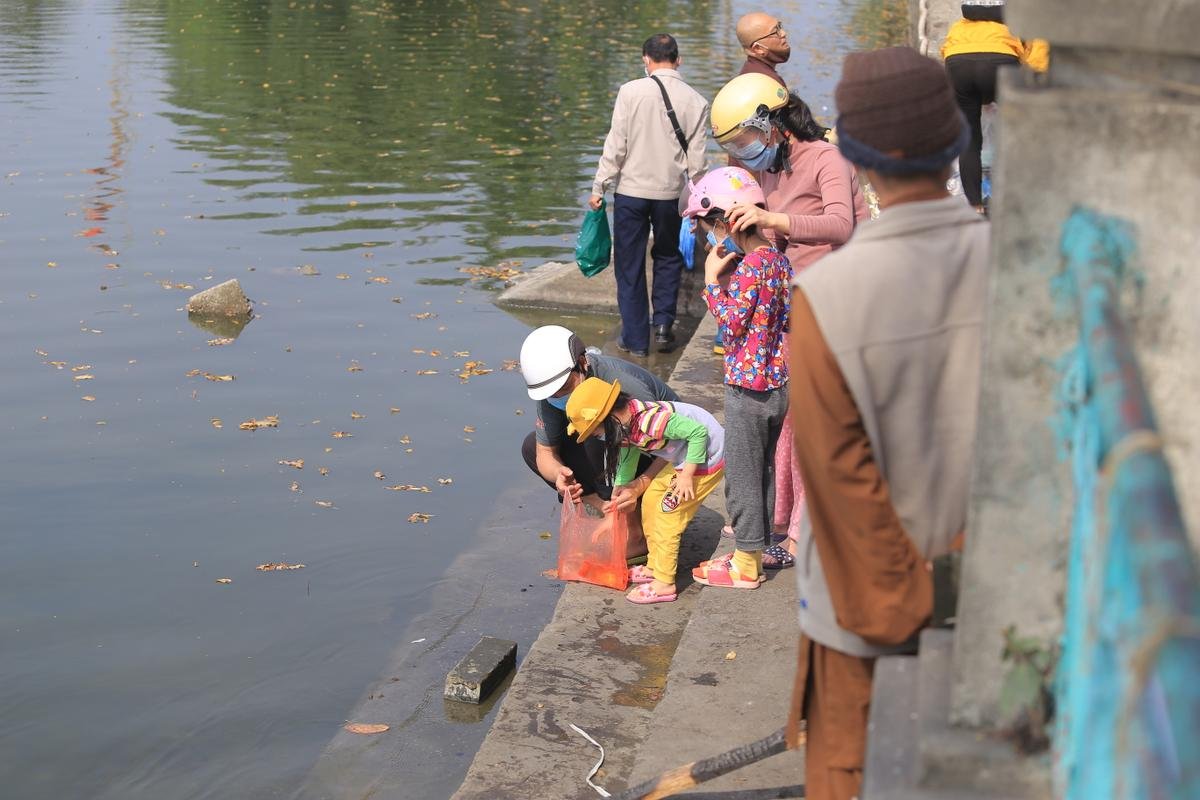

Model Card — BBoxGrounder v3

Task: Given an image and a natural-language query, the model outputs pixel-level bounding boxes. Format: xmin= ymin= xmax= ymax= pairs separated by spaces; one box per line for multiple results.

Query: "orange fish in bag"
xmin=557 ymin=501 xmax=630 ymax=591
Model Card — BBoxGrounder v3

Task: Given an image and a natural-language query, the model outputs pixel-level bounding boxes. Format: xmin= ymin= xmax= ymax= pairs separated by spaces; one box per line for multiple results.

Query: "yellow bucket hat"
xmin=565 ymin=377 xmax=621 ymax=443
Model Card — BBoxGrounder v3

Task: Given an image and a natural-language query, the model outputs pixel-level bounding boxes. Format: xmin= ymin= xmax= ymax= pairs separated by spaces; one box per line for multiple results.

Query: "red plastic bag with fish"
xmin=557 ymin=501 xmax=631 ymax=591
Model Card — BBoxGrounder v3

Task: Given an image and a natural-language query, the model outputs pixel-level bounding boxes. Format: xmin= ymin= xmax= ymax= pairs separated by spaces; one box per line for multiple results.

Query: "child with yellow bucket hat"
xmin=566 ymin=377 xmax=725 ymax=604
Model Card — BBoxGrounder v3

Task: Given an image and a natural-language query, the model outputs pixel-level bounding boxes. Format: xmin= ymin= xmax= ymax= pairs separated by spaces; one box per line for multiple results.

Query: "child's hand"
xmin=704 ymin=246 xmax=737 ymax=285
xmin=672 ymin=473 xmax=696 ymax=503
xmin=604 ymin=485 xmax=639 ymax=514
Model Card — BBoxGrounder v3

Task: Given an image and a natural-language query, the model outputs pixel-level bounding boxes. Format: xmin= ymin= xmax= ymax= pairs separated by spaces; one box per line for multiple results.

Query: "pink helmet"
xmin=681 ymin=167 xmax=766 ymax=219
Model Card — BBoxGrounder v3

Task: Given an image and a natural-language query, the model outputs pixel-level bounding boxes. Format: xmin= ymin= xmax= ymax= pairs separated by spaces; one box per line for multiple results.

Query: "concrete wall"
xmin=950 ymin=1 xmax=1200 ymax=728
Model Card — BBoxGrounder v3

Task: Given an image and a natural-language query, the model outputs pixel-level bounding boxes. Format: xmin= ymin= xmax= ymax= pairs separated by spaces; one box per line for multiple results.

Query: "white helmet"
xmin=519 ymin=325 xmax=585 ymax=401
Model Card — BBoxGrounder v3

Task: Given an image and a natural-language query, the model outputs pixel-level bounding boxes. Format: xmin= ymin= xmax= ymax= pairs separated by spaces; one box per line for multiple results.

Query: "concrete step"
xmin=863 ymin=630 xmax=1052 ymax=800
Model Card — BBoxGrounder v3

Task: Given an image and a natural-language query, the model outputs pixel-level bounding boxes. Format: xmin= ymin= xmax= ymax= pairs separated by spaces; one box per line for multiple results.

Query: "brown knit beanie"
xmin=834 ymin=46 xmax=967 ymax=174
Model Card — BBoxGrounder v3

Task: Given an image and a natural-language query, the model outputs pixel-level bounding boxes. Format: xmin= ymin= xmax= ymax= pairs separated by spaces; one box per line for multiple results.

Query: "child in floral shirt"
xmin=683 ymin=167 xmax=791 ymax=588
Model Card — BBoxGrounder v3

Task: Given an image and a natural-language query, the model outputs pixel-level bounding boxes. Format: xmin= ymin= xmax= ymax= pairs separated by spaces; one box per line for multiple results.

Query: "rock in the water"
xmin=444 ymin=636 xmax=517 ymax=704
xmin=186 ymin=279 xmax=251 ymax=318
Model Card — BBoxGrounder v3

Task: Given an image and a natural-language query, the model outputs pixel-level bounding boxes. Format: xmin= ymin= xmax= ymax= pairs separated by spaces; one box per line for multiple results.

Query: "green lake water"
xmin=0 ymin=1 xmax=903 ymax=797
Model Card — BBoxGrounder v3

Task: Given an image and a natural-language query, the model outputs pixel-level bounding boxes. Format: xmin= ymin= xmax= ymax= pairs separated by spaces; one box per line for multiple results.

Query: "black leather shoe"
xmin=654 ymin=323 xmax=676 ymax=352
xmin=616 ymin=337 xmax=649 ymax=358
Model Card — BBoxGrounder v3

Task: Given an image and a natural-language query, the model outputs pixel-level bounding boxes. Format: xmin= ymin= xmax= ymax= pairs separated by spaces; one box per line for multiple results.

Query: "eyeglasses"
xmin=751 ymin=23 xmax=785 ymax=46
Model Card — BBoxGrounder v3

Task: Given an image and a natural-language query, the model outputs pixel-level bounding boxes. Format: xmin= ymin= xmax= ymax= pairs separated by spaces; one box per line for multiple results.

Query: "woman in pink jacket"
xmin=710 ymin=73 xmax=870 ymax=567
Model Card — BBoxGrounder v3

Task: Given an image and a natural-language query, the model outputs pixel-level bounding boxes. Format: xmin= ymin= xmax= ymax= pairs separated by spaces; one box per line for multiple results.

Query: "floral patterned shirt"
xmin=704 ymin=246 xmax=792 ymax=391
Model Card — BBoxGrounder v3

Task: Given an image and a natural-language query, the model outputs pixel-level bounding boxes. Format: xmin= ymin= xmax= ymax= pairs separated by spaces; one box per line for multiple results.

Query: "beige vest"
xmin=795 ymin=196 xmax=990 ymax=656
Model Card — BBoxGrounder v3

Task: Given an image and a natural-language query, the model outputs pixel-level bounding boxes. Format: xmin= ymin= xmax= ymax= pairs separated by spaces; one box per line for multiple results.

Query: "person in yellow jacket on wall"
xmin=942 ymin=0 xmax=1049 ymax=209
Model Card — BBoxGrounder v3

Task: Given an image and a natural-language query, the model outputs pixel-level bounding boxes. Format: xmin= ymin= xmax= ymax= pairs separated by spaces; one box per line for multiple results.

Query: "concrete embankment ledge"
xmin=453 ymin=313 xmax=805 ymax=799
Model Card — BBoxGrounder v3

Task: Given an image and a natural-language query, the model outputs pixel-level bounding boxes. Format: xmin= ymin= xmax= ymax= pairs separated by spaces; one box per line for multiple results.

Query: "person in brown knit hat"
xmin=783 ymin=46 xmax=988 ymax=799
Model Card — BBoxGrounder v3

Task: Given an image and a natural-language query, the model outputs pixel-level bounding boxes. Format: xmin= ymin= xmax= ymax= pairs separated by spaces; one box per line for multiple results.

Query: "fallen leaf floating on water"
xmin=387 ymin=484 xmax=430 ymax=493
xmin=207 ymin=337 xmax=235 ymax=347
xmin=159 ymin=280 xmax=194 ymax=290
xmin=279 ymin=459 xmax=304 ymax=470
xmin=186 ymin=369 xmax=235 ymax=382
xmin=239 ymin=415 xmax=279 ymax=431
xmin=437 ymin=477 xmax=453 ymax=485
xmin=71 ymin=364 xmax=92 ymax=372
xmin=78 ymin=227 xmax=104 ymax=238
xmin=411 ymin=312 xmax=436 ymax=320
xmin=347 ymin=361 xmax=363 ymax=372
xmin=331 ymin=431 xmax=352 ymax=439
xmin=541 ymin=568 xmax=559 ymax=580
xmin=211 ymin=418 xmax=223 ymax=429
xmin=47 ymin=361 xmax=67 ymax=369
xmin=453 ymin=350 xmax=470 ymax=358
xmin=256 ymin=562 xmax=305 ymax=571
xmin=73 ymin=374 xmax=94 ymax=381
xmin=336 ymin=273 xmax=351 ymax=280
xmin=463 ymin=425 xmax=476 ymax=434
xmin=407 ymin=513 xmax=433 ymax=523
xmin=457 ymin=361 xmax=492 ymax=382
xmin=538 ymin=531 xmax=552 ymax=540
xmin=290 ymin=481 xmax=302 ymax=493
xmin=344 ymin=723 xmax=389 ymax=735
xmin=389 ymin=407 xmax=401 ymax=414
xmin=501 ymin=360 xmax=520 ymax=371
xmin=34 ymin=348 xmax=48 ymax=357
xmin=368 ymin=276 xmax=390 ymax=284
xmin=314 ymin=500 xmax=335 ymax=509
xmin=373 ymin=470 xmax=385 ymax=480
xmin=415 ymin=369 xmax=437 ymax=376
xmin=215 ymin=578 xmax=232 ymax=584
xmin=350 ymin=411 xmax=365 ymax=420
xmin=81 ymin=395 xmax=95 ymax=402
xmin=399 ymin=435 xmax=411 ymax=445
xmin=318 ymin=467 xmax=330 ymax=476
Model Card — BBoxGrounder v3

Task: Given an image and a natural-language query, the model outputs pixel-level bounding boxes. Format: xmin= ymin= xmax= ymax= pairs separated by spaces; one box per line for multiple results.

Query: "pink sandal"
xmin=626 ymin=583 xmax=677 ymax=604
xmin=692 ymin=558 xmax=760 ymax=589
xmin=628 ymin=565 xmax=655 ymax=584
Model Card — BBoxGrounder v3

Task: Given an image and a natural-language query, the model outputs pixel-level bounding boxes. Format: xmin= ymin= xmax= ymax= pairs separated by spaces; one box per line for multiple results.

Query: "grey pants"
xmin=724 ymin=385 xmax=788 ymax=554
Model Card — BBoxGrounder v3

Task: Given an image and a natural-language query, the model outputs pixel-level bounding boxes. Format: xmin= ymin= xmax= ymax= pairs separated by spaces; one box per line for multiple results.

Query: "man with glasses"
xmin=735 ymin=12 xmax=791 ymax=87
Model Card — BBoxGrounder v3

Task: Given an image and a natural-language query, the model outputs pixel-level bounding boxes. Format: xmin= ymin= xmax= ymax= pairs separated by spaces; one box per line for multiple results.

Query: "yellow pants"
xmin=641 ymin=465 xmax=725 ymax=584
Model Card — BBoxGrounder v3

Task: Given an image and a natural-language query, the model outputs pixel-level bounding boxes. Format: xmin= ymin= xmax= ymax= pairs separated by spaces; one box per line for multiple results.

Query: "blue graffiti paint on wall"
xmin=1051 ymin=207 xmax=1200 ymax=799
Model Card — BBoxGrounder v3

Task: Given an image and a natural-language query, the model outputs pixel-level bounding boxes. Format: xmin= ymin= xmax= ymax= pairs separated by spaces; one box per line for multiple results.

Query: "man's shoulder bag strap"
xmin=649 ymin=75 xmax=690 ymax=156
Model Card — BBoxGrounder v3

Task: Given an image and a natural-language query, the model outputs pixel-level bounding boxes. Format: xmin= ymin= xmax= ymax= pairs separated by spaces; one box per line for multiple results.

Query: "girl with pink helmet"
xmin=684 ymin=167 xmax=792 ymax=590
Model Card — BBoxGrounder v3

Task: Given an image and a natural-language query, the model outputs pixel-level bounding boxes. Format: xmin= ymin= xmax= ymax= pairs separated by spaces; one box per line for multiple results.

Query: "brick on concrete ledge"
xmin=445 ymin=636 xmax=517 ymax=704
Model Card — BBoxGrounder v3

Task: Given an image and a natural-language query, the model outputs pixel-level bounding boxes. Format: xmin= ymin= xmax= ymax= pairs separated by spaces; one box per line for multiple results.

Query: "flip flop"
xmin=626 ymin=583 xmax=677 ymax=604
xmin=628 ymin=565 xmax=655 ymax=584
xmin=763 ymin=543 xmax=795 ymax=570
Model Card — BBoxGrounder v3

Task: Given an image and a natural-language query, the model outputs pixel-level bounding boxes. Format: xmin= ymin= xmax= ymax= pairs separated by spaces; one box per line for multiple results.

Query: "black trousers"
xmin=612 ymin=193 xmax=684 ymax=353
xmin=521 ymin=431 xmax=651 ymax=502
xmin=945 ymin=52 xmax=1018 ymax=207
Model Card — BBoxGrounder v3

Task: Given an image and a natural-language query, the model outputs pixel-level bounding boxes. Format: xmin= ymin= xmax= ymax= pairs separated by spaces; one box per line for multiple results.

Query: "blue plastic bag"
xmin=678 ymin=216 xmax=696 ymax=271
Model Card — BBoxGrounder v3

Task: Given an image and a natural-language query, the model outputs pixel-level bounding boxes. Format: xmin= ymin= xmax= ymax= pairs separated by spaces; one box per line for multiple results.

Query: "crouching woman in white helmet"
xmin=519 ymin=325 xmax=678 ymax=512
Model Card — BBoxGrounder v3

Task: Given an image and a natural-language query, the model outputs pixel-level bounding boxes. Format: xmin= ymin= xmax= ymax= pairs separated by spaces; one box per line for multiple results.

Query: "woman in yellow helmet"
xmin=709 ymin=73 xmax=868 ymax=273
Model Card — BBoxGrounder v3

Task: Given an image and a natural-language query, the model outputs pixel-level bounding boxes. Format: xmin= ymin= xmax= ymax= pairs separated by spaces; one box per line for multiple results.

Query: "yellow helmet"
xmin=710 ymin=73 xmax=789 ymax=144
xmin=565 ymin=377 xmax=622 ymax=443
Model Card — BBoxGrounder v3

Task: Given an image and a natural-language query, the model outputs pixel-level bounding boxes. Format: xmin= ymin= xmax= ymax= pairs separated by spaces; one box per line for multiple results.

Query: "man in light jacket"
xmin=785 ymin=47 xmax=987 ymax=800
xmin=590 ymin=33 xmax=708 ymax=356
